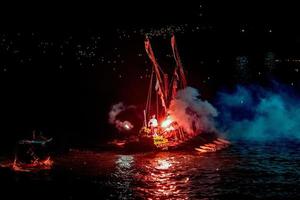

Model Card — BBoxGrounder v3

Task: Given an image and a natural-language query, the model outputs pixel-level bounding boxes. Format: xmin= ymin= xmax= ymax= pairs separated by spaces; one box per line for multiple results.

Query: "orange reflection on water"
xmin=107 ymin=150 xmax=230 ymax=199
xmin=135 ymin=152 xmax=189 ymax=200
xmin=12 ymin=156 xmax=53 ymax=172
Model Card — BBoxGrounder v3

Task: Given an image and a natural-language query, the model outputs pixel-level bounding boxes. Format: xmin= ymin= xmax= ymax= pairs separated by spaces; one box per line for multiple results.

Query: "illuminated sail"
xmin=145 ymin=37 xmax=167 ymax=113
xmin=144 ymin=35 xmax=187 ymax=119
xmin=171 ymin=35 xmax=187 ymax=89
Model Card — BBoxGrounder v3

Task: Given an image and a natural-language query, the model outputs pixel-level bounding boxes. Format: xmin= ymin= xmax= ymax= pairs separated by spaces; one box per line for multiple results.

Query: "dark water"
xmin=1 ymin=141 xmax=300 ymax=200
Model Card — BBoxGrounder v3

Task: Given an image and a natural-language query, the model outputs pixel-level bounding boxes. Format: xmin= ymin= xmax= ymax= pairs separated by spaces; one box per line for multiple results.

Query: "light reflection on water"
xmin=110 ymin=151 xmax=226 ymax=199
xmin=1 ymin=141 xmax=300 ymax=199
xmin=134 ymin=153 xmax=189 ymax=199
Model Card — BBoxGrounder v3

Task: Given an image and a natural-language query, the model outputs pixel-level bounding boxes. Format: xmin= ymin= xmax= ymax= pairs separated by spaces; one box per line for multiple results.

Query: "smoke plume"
xmin=109 ymin=102 xmax=134 ymax=132
xmin=216 ymin=83 xmax=300 ymax=141
xmin=168 ymin=87 xmax=219 ymax=135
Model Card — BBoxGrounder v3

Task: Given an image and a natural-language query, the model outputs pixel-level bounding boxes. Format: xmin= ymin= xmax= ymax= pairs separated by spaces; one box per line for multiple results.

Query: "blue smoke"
xmin=216 ymin=83 xmax=300 ymax=141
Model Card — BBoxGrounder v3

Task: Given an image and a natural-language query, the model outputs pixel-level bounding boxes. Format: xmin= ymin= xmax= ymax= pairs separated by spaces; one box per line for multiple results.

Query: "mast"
xmin=144 ymin=35 xmax=187 ymax=119
xmin=171 ymin=35 xmax=187 ymax=89
xmin=144 ymin=37 xmax=167 ymax=114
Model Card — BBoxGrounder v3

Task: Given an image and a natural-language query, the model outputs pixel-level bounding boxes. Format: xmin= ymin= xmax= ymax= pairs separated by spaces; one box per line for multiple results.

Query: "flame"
xmin=42 ymin=157 xmax=53 ymax=166
xmin=12 ymin=156 xmax=53 ymax=172
xmin=161 ymin=117 xmax=173 ymax=128
xmin=121 ymin=121 xmax=133 ymax=131
xmin=124 ymin=124 xmax=130 ymax=130
xmin=165 ymin=126 xmax=175 ymax=132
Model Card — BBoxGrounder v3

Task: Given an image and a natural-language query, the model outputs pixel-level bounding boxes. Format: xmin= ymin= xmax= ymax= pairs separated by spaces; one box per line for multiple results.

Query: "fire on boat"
xmin=130 ymin=35 xmax=230 ymax=151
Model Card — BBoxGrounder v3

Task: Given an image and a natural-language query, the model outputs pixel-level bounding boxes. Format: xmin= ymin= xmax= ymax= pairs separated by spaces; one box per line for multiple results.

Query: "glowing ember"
xmin=42 ymin=157 xmax=53 ymax=166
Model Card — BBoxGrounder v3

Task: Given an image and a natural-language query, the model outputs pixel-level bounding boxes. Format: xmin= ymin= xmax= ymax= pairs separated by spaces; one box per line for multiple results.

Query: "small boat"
xmin=12 ymin=130 xmax=53 ymax=171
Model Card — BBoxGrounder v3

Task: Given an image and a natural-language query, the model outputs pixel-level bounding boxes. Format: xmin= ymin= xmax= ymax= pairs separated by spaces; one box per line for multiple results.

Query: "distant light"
xmin=3 ymin=68 xmax=7 ymax=72
xmin=241 ymin=29 xmax=245 ymax=33
xmin=269 ymin=29 xmax=272 ymax=33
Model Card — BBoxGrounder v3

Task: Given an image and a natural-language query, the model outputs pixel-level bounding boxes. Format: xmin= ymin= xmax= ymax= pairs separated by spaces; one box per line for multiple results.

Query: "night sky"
xmin=1 ymin=2 xmax=300 ymax=151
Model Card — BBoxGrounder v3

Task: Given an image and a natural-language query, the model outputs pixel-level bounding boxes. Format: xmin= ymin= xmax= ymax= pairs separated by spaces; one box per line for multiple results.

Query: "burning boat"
xmin=116 ymin=35 xmax=230 ymax=152
xmin=12 ymin=130 xmax=53 ymax=171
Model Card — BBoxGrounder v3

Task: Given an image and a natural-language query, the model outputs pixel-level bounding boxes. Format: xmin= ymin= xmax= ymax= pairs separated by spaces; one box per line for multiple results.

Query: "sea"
xmin=1 ymin=140 xmax=300 ymax=200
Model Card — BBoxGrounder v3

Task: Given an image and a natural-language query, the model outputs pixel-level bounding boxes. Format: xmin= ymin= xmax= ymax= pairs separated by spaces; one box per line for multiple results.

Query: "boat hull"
xmin=108 ymin=132 xmax=220 ymax=152
xmin=15 ymin=138 xmax=53 ymax=165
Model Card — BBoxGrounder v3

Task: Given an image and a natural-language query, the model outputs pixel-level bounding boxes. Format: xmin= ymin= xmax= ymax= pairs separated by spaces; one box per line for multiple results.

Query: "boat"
xmin=12 ymin=130 xmax=53 ymax=171
xmin=110 ymin=35 xmax=230 ymax=152
xmin=110 ymin=34 xmax=229 ymax=152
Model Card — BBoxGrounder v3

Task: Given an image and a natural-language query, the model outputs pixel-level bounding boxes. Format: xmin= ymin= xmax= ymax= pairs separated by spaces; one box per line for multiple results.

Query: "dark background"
xmin=1 ymin=1 xmax=300 ymax=153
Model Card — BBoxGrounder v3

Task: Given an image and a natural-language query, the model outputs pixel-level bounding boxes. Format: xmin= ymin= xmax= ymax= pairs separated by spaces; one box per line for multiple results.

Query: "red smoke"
xmin=168 ymin=87 xmax=218 ymax=135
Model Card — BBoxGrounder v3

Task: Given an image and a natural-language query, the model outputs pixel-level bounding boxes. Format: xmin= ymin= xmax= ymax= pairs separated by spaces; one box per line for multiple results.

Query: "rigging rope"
xmin=145 ymin=69 xmax=154 ymax=120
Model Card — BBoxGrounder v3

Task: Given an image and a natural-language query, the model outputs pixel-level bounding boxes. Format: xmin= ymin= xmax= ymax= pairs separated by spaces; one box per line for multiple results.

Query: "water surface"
xmin=1 ymin=141 xmax=300 ymax=199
